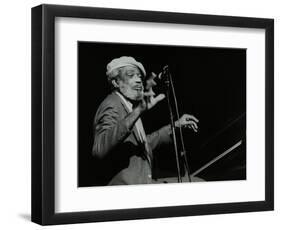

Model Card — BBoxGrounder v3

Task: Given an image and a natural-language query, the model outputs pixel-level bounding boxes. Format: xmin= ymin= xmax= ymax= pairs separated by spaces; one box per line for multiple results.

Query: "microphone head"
xmin=163 ymin=65 xmax=169 ymax=73
xmin=144 ymin=65 xmax=169 ymax=93
xmin=158 ymin=65 xmax=169 ymax=80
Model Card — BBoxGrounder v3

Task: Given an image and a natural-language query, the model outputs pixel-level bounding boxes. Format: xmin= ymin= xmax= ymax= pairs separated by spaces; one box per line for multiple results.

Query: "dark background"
xmin=78 ymin=42 xmax=246 ymax=187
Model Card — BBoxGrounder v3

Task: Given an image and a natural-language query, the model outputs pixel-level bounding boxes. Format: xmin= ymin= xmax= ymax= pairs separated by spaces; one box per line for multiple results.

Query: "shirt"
xmin=115 ymin=92 xmax=153 ymax=166
xmin=115 ymin=91 xmax=148 ymax=144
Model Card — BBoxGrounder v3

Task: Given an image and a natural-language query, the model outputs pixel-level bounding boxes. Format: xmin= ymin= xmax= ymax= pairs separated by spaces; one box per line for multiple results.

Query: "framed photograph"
xmin=31 ymin=4 xmax=274 ymax=225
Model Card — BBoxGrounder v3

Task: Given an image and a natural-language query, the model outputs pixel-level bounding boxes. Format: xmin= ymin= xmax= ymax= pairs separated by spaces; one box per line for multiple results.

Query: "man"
xmin=92 ymin=56 xmax=199 ymax=185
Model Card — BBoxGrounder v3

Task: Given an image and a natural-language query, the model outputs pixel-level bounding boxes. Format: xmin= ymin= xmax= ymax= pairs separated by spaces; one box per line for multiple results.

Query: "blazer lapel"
xmin=117 ymin=93 xmax=142 ymax=144
xmin=114 ymin=92 xmax=152 ymax=167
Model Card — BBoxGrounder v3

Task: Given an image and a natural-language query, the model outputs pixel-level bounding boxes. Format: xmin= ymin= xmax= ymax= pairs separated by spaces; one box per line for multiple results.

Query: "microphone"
xmin=157 ymin=65 xmax=170 ymax=82
xmin=145 ymin=65 xmax=170 ymax=92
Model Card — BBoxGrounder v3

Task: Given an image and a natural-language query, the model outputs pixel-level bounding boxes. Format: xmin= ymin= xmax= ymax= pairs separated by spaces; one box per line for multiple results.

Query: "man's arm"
xmin=146 ymin=114 xmax=199 ymax=151
xmin=92 ymin=104 xmax=143 ymax=159
xmin=146 ymin=125 xmax=172 ymax=151
xmin=93 ymin=86 xmax=167 ymax=158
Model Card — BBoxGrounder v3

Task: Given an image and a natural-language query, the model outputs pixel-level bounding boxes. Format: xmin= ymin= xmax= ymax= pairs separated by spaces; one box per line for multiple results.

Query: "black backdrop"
xmin=78 ymin=42 xmax=246 ymax=187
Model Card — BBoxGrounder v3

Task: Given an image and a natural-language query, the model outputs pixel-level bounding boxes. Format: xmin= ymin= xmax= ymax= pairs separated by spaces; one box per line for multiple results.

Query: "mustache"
xmin=132 ymin=85 xmax=144 ymax=90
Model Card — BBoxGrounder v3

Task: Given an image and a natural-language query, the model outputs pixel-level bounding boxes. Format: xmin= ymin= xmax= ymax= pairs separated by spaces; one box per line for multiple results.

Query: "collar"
xmin=115 ymin=91 xmax=133 ymax=112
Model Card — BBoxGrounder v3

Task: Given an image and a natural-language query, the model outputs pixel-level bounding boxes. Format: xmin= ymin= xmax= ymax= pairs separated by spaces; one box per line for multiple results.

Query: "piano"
xmin=153 ymin=113 xmax=246 ymax=183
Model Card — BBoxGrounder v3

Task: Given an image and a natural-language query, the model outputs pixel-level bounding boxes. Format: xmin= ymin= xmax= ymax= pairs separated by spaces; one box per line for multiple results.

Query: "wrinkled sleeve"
xmin=92 ymin=104 xmax=131 ymax=159
xmin=146 ymin=125 xmax=172 ymax=151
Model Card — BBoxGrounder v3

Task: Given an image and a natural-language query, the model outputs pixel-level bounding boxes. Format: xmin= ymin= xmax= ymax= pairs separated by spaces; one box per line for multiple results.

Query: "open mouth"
xmin=133 ymin=86 xmax=143 ymax=91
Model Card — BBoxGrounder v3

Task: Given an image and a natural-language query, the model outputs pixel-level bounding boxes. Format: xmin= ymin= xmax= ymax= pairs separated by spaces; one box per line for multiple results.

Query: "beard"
xmin=119 ymin=84 xmax=143 ymax=101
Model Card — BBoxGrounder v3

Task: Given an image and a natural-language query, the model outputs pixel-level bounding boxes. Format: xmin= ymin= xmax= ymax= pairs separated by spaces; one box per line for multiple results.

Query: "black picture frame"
xmin=31 ymin=4 xmax=274 ymax=225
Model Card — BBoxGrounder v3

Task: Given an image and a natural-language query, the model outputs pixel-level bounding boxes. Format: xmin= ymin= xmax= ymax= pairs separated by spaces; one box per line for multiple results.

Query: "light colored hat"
xmin=106 ymin=56 xmax=146 ymax=78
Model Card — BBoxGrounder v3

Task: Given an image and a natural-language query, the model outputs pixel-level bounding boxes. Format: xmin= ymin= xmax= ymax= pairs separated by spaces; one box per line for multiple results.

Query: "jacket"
xmin=92 ymin=91 xmax=172 ymax=185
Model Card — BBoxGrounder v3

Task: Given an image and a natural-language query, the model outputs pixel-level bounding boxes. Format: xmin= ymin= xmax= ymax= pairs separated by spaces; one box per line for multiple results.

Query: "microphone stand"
xmin=163 ymin=66 xmax=191 ymax=183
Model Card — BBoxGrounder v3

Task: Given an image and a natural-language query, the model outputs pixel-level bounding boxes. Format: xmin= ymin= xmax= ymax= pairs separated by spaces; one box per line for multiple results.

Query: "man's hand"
xmin=138 ymin=72 xmax=165 ymax=112
xmin=175 ymin=114 xmax=199 ymax=132
xmin=138 ymin=91 xmax=165 ymax=112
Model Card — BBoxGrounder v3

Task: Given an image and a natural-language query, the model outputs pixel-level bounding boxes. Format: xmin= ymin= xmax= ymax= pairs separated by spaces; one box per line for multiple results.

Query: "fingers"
xmin=150 ymin=72 xmax=157 ymax=80
xmin=153 ymin=94 xmax=165 ymax=103
xmin=184 ymin=114 xmax=199 ymax=123
xmin=178 ymin=115 xmax=199 ymax=132
xmin=145 ymin=72 xmax=157 ymax=90
xmin=147 ymin=72 xmax=157 ymax=80
xmin=188 ymin=122 xmax=198 ymax=132
xmin=189 ymin=115 xmax=199 ymax=123
xmin=183 ymin=121 xmax=198 ymax=132
xmin=143 ymin=92 xmax=165 ymax=101
xmin=186 ymin=120 xmax=198 ymax=129
xmin=180 ymin=124 xmax=198 ymax=132
xmin=143 ymin=93 xmax=165 ymax=110
xmin=143 ymin=91 xmax=155 ymax=97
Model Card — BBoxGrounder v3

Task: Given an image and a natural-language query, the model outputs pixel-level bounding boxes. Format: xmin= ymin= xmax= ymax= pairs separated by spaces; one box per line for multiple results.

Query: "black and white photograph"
xmin=78 ymin=42 xmax=246 ymax=187
xmin=30 ymin=4 xmax=274 ymax=225
xmin=0 ymin=0 xmax=279 ymax=228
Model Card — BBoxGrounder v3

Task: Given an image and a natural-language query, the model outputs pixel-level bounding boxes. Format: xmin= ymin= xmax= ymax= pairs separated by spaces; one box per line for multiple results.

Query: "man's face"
xmin=116 ymin=66 xmax=144 ymax=101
